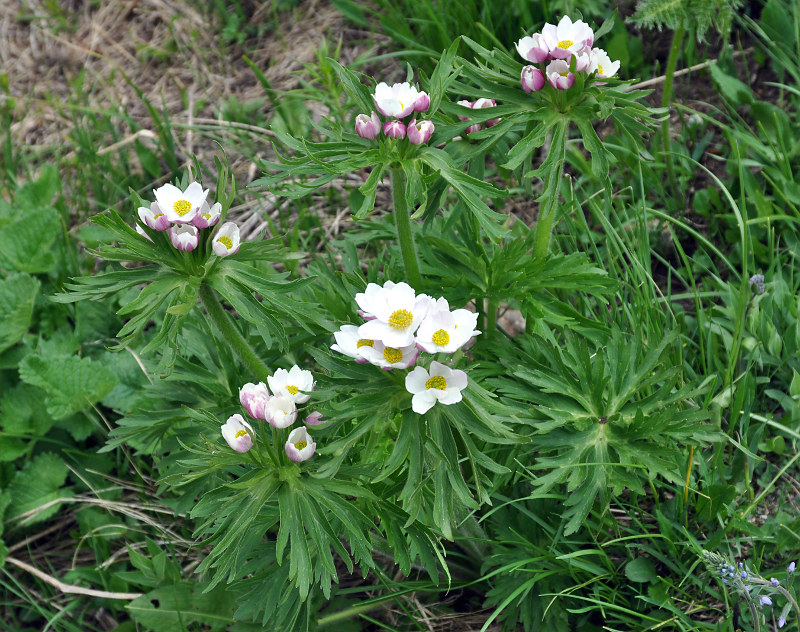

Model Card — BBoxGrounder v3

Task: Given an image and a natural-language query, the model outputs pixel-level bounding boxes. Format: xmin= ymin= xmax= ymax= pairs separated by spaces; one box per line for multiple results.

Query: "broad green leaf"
xmin=625 ymin=557 xmax=658 ymax=583
xmin=0 ymin=272 xmax=39 ymax=353
xmin=0 ymin=206 xmax=60 ymax=273
xmin=18 ymin=354 xmax=117 ymax=420
xmin=127 ymin=582 xmax=236 ymax=632
xmin=6 ymin=452 xmax=72 ymax=525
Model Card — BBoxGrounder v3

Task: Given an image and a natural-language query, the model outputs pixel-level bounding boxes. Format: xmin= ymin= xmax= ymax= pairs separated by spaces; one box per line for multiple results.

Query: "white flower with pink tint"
xmin=356 ymin=281 xmax=431 ymax=348
xmin=516 ymin=33 xmax=550 ymax=63
xmin=221 ymin=414 xmax=254 ymax=453
xmin=373 ymin=82 xmax=420 ymax=119
xmin=268 ymin=365 xmax=315 ymax=404
xmin=589 ymin=48 xmax=620 ymax=82
xmin=193 ymin=201 xmax=221 ymax=229
xmin=240 ymin=382 xmax=270 ymax=420
xmin=407 ymin=119 xmax=435 ymax=145
xmin=265 ymin=395 xmax=297 ymax=429
xmin=357 ymin=340 xmax=419 ymax=370
xmin=212 ymin=222 xmax=240 ymax=257
xmin=546 ymin=59 xmax=575 ymax=90
xmin=169 ymin=224 xmax=199 ymax=251
xmin=541 ymin=16 xmax=594 ymax=60
xmin=154 ymin=181 xmax=208 ymax=224
xmin=331 ymin=324 xmax=372 ymax=363
xmin=521 ymin=66 xmax=546 ymax=93
xmin=416 ymin=298 xmax=480 ymax=354
xmin=356 ymin=112 xmax=381 ymax=140
xmin=285 ymin=426 xmax=316 ymax=462
xmin=138 ymin=202 xmax=170 ymax=231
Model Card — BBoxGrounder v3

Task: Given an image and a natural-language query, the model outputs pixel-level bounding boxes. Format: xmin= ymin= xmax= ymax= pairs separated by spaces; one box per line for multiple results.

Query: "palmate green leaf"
xmin=0 ymin=273 xmax=39 ymax=354
xmin=18 ymin=354 xmax=117 ymax=420
xmin=0 ymin=206 xmax=60 ymax=273
xmin=6 ymin=452 xmax=73 ymax=526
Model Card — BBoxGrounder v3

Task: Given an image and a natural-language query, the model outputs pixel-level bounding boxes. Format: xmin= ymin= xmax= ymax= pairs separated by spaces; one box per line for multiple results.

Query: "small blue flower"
xmin=771 ymin=577 xmax=780 ymax=587
xmin=741 ymin=570 xmax=748 ymax=579
xmin=789 ymin=562 xmax=796 ymax=574
xmin=760 ymin=595 xmax=773 ymax=606
xmin=779 ymin=617 xmax=786 ymax=628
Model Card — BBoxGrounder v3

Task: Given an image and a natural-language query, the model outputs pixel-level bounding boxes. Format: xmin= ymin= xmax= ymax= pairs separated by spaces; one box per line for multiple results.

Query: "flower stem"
xmin=661 ymin=25 xmax=685 ymax=203
xmin=390 ymin=166 xmax=423 ymax=288
xmin=531 ymin=119 xmax=569 ymax=262
xmin=199 ymin=283 xmax=272 ymax=383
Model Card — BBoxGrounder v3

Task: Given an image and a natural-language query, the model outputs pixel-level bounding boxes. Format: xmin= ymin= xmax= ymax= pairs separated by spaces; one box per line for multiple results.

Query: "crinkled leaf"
xmin=0 ymin=272 xmax=40 ymax=353
xmin=0 ymin=206 xmax=60 ymax=273
xmin=6 ymin=452 xmax=72 ymax=525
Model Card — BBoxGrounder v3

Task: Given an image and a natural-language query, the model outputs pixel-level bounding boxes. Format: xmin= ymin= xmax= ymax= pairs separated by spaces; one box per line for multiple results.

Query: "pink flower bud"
xmin=521 ymin=66 xmax=545 ymax=93
xmin=516 ymin=33 xmax=550 ymax=63
xmin=240 ymin=382 xmax=270 ymax=420
xmin=355 ymin=112 xmax=381 ymax=140
xmin=414 ymin=91 xmax=430 ymax=112
xmin=383 ymin=120 xmax=407 ymax=140
xmin=305 ymin=410 xmax=325 ymax=426
xmin=545 ymin=59 xmax=575 ymax=90
xmin=407 ymin=119 xmax=434 ymax=145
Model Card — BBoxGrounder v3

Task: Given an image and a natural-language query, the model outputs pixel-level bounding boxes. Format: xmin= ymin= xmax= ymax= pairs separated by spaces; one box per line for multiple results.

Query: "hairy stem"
xmin=199 ymin=283 xmax=272 ymax=383
xmin=390 ymin=166 xmax=423 ymax=288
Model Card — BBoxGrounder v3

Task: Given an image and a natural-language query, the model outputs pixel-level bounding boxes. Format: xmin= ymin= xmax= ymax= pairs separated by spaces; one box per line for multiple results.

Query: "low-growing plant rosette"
xmin=331 ymin=280 xmax=480 ymax=414
xmin=516 ymin=15 xmax=620 ymax=94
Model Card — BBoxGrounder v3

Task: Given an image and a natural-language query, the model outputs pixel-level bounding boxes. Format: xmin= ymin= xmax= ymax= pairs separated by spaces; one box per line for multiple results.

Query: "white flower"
xmin=221 ymin=414 xmax=254 ymax=453
xmin=589 ymin=48 xmax=620 ymax=81
xmin=285 ymin=426 xmax=316 ymax=462
xmin=331 ymin=324 xmax=372 ymax=363
xmin=373 ymin=82 xmax=420 ymax=119
xmin=357 ymin=340 xmax=419 ymax=370
xmin=212 ymin=221 xmax=240 ymax=257
xmin=356 ymin=281 xmax=431 ymax=348
xmin=138 ymin=202 xmax=170 ymax=231
xmin=153 ymin=181 xmax=209 ymax=224
xmin=541 ymin=16 xmax=594 ymax=60
xmin=240 ymin=382 xmax=270 ymax=420
xmin=169 ymin=223 xmax=200 ymax=251
xmin=516 ymin=33 xmax=550 ymax=63
xmin=268 ymin=365 xmax=315 ymax=403
xmin=415 ymin=298 xmax=480 ymax=354
xmin=405 ymin=361 xmax=468 ymax=414
xmin=193 ymin=201 xmax=221 ymax=229
xmin=265 ymin=394 xmax=297 ymax=429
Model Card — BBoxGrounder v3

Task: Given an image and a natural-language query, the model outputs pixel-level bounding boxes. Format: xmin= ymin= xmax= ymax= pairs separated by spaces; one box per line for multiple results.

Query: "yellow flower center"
xmin=399 ymin=99 xmax=404 ymax=110
xmin=598 ymin=64 xmax=605 ymax=75
xmin=294 ymin=440 xmax=307 ymax=450
xmin=286 ymin=385 xmax=299 ymax=395
xmin=173 ymin=199 xmax=193 ymax=216
xmin=383 ymin=347 xmax=403 ymax=363
xmin=389 ymin=309 xmax=414 ymax=330
xmin=557 ymin=39 xmax=574 ymax=49
xmin=432 ymin=329 xmax=450 ymax=346
xmin=203 ymin=212 xmax=211 ymax=220
xmin=217 ymin=236 xmax=233 ymax=249
xmin=235 ymin=429 xmax=248 ymax=439
xmin=425 ymin=375 xmax=447 ymax=390
xmin=357 ymin=339 xmax=374 ymax=348
xmin=559 ymin=72 xmax=569 ymax=77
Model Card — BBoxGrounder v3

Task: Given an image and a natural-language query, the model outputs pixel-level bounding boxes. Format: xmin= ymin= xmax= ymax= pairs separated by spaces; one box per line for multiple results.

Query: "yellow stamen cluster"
xmin=383 ymin=347 xmax=403 ymax=363
xmin=217 ymin=236 xmax=233 ymax=249
xmin=357 ymin=339 xmax=374 ymax=348
xmin=234 ymin=429 xmax=248 ymax=439
xmin=557 ymin=39 xmax=574 ymax=49
xmin=598 ymin=64 xmax=605 ymax=75
xmin=389 ymin=309 xmax=414 ymax=330
xmin=286 ymin=385 xmax=299 ymax=395
xmin=154 ymin=213 xmax=164 ymax=219
xmin=431 ymin=329 xmax=450 ymax=346
xmin=294 ymin=440 xmax=307 ymax=450
xmin=425 ymin=375 xmax=447 ymax=390
xmin=173 ymin=199 xmax=193 ymax=216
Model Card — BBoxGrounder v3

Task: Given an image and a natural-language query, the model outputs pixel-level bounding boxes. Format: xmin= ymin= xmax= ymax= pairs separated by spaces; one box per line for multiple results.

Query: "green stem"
xmin=199 ymin=283 xmax=272 ymax=383
xmin=390 ymin=166 xmax=423 ymax=288
xmin=531 ymin=120 xmax=568 ymax=262
xmin=661 ymin=25 xmax=685 ymax=202
xmin=486 ymin=298 xmax=497 ymax=338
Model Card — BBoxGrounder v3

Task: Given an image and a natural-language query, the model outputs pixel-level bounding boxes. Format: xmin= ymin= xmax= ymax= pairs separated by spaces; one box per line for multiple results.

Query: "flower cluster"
xmin=355 ymin=82 xmax=434 ymax=145
xmin=516 ymin=15 xmax=620 ymax=92
xmin=221 ymin=365 xmax=323 ymax=462
xmin=136 ymin=181 xmax=241 ymax=257
xmin=456 ymin=98 xmax=501 ymax=135
xmin=703 ymin=550 xmax=799 ymax=629
xmin=331 ymin=280 xmax=479 ymax=413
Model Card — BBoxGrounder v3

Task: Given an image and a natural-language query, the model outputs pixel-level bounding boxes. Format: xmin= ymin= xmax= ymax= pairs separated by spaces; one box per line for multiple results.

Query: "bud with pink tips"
xmin=192 ymin=201 xmax=221 ymax=229
xmin=414 ymin=91 xmax=430 ymax=112
xmin=138 ymin=202 xmax=170 ymax=231
xmin=407 ymin=119 xmax=435 ymax=145
xmin=221 ymin=414 xmax=254 ymax=453
xmin=457 ymin=100 xmax=481 ymax=135
xmin=521 ymin=66 xmax=546 ymax=93
xmin=285 ymin=426 xmax=316 ymax=462
xmin=383 ymin=120 xmax=407 ymax=140
xmin=240 ymin=382 xmax=270 ymax=420
xmin=169 ymin=224 xmax=200 ymax=251
xmin=355 ymin=112 xmax=381 ymax=140
xmin=516 ymin=33 xmax=550 ymax=63
xmin=545 ymin=59 xmax=575 ymax=90
xmin=472 ymin=98 xmax=500 ymax=128
xmin=373 ymin=82 xmax=420 ymax=119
